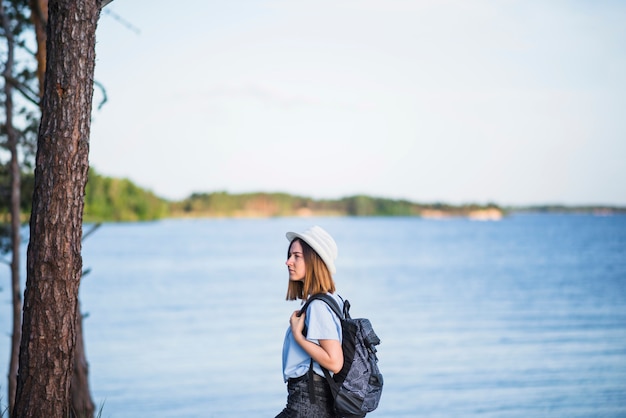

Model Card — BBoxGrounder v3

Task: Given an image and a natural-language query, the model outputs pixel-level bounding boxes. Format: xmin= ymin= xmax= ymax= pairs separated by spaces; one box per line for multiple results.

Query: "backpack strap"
xmin=299 ymin=293 xmax=345 ymax=320
xmin=298 ymin=293 xmax=347 ymax=402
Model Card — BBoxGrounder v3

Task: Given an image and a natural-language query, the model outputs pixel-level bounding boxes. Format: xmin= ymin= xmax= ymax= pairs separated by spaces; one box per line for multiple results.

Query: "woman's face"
xmin=286 ymin=240 xmax=306 ymax=282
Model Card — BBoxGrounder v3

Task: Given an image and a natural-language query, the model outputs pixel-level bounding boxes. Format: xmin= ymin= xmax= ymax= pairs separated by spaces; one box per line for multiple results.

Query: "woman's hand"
xmin=290 ymin=310 xmax=306 ymax=336
xmin=290 ymin=310 xmax=343 ymax=374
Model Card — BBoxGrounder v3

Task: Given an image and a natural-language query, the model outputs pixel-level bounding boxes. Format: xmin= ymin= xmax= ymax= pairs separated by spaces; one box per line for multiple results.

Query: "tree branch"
xmin=102 ymin=6 xmax=140 ymax=35
xmin=4 ymin=74 xmax=40 ymax=106
xmin=93 ymin=80 xmax=107 ymax=110
xmin=82 ymin=222 xmax=102 ymax=241
xmin=100 ymin=0 xmax=114 ymax=9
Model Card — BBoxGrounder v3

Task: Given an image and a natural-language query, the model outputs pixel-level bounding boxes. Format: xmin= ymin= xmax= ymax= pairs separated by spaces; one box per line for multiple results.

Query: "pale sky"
xmin=89 ymin=0 xmax=626 ymax=206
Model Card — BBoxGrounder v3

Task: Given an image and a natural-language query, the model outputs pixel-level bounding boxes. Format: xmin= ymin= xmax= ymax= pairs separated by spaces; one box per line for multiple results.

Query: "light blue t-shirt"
xmin=282 ymin=293 xmax=343 ymax=381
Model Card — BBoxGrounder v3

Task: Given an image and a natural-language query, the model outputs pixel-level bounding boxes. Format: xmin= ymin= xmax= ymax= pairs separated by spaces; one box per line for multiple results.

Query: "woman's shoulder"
xmin=307 ymin=293 xmax=343 ymax=315
xmin=306 ymin=292 xmax=342 ymax=303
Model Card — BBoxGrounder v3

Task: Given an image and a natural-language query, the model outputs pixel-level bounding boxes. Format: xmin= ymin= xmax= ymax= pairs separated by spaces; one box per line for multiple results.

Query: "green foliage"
xmin=173 ymin=191 xmax=506 ymax=218
xmin=1 ymin=167 xmax=170 ymax=223
xmin=340 ymin=195 xmax=421 ymax=216
xmin=511 ymin=204 xmax=626 ymax=214
xmin=172 ymin=191 xmax=326 ymax=217
xmin=83 ymin=168 xmax=169 ymax=222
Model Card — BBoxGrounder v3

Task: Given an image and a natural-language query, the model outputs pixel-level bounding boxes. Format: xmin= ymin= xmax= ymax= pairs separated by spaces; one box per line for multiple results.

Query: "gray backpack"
xmin=300 ymin=294 xmax=383 ymax=417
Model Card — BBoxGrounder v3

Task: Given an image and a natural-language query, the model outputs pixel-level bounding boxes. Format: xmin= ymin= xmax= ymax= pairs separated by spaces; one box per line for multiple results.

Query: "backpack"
xmin=300 ymin=293 xmax=383 ymax=418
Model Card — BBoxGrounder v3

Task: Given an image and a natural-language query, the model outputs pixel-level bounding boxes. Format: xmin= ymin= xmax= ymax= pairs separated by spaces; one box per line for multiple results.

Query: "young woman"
xmin=276 ymin=225 xmax=344 ymax=418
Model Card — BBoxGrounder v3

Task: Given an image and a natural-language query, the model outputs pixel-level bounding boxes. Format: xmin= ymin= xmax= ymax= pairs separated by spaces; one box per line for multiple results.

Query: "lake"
xmin=1 ymin=214 xmax=625 ymax=417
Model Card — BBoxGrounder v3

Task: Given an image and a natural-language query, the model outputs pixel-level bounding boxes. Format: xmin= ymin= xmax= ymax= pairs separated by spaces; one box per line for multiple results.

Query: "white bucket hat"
xmin=286 ymin=225 xmax=338 ymax=274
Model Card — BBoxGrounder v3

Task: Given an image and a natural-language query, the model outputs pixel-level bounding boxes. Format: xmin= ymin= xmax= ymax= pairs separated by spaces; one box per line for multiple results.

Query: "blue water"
xmin=1 ymin=214 xmax=625 ymax=417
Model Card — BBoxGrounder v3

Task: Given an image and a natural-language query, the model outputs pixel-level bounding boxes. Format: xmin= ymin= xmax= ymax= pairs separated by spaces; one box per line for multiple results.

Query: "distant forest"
xmin=170 ymin=191 xmax=504 ymax=219
xmin=2 ymin=168 xmax=624 ymax=222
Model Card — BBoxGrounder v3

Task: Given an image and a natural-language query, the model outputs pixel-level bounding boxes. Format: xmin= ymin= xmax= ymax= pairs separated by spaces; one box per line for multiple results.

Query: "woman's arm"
xmin=290 ymin=310 xmax=343 ymax=374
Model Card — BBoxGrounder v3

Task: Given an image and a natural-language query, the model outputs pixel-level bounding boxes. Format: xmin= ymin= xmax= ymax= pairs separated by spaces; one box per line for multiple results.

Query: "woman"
xmin=276 ymin=225 xmax=344 ymax=418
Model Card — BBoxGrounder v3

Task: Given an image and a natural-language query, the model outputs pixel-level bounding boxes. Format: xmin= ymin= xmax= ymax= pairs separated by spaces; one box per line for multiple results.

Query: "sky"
xmin=89 ymin=0 xmax=626 ymax=206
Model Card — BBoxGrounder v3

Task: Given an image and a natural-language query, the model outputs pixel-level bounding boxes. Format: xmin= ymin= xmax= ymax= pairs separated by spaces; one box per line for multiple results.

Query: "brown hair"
xmin=286 ymin=238 xmax=336 ymax=301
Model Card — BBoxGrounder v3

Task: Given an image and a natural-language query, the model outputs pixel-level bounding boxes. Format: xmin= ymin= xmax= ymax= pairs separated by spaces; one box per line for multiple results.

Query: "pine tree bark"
xmin=26 ymin=1 xmax=97 ymax=415
xmin=12 ymin=1 xmax=101 ymax=417
xmin=70 ymin=305 xmax=95 ymax=418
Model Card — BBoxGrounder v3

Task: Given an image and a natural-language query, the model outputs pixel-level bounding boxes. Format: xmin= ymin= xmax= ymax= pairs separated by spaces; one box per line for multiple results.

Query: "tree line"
xmin=173 ymin=191 xmax=505 ymax=218
xmin=1 ymin=167 xmax=167 ymax=222
xmin=3 ymin=171 xmax=507 ymax=222
xmin=83 ymin=168 xmax=169 ymax=222
xmin=82 ymin=184 xmax=626 ymax=220
xmin=6 ymin=169 xmax=626 ymax=224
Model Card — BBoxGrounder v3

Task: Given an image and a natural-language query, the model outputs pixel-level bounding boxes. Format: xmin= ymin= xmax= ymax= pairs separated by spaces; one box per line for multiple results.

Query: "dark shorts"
xmin=275 ymin=372 xmax=336 ymax=418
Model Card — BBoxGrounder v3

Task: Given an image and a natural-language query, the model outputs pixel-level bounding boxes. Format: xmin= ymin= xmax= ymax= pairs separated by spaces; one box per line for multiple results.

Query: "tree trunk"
xmin=12 ymin=1 xmax=100 ymax=417
xmin=29 ymin=0 xmax=48 ymax=98
xmin=70 ymin=304 xmax=95 ymax=418
xmin=0 ymin=1 xmax=23 ymax=413
xmin=24 ymin=1 xmax=98 ymax=415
